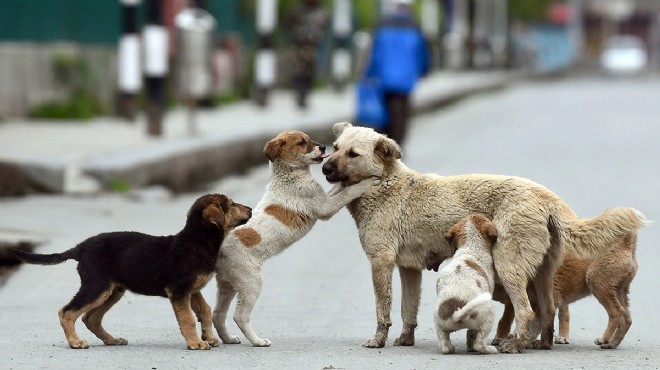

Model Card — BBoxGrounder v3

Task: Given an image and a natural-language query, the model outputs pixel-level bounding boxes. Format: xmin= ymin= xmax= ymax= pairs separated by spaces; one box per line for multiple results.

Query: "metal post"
xmin=118 ymin=0 xmax=141 ymax=120
xmin=254 ymin=0 xmax=277 ymax=107
xmin=332 ymin=0 xmax=352 ymax=91
xmin=143 ymin=0 xmax=168 ymax=137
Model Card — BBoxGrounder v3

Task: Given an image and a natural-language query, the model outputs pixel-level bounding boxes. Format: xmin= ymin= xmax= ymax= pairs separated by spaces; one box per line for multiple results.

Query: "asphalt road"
xmin=1 ymin=76 xmax=659 ymax=369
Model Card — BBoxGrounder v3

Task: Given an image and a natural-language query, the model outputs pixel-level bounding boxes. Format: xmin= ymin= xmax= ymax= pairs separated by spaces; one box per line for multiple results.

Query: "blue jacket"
xmin=365 ymin=14 xmax=430 ymax=94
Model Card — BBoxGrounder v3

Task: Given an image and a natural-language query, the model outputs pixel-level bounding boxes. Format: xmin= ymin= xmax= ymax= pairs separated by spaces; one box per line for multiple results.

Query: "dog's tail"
xmin=452 ymin=292 xmax=493 ymax=322
xmin=554 ymin=207 xmax=648 ymax=259
xmin=13 ymin=246 xmax=81 ymax=265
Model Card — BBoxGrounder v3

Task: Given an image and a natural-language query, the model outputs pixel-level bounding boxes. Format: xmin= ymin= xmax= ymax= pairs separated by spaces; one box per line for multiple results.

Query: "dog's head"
xmin=444 ymin=214 xmax=498 ymax=252
xmin=263 ymin=130 xmax=328 ymax=167
xmin=188 ymin=193 xmax=252 ymax=234
xmin=322 ymin=122 xmax=402 ymax=186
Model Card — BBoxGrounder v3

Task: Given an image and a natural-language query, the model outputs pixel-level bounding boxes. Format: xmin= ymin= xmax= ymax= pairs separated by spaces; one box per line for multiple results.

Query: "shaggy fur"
xmin=434 ymin=214 xmax=498 ymax=355
xmin=212 ymin=130 xmax=374 ymax=347
xmin=13 ymin=194 xmax=251 ymax=350
xmin=493 ymin=232 xmax=639 ymax=349
xmin=321 ymin=122 xmax=646 ymax=352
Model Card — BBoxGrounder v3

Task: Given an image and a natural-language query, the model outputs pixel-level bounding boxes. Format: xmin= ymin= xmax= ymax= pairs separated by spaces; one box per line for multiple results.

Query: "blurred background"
xmin=0 ymin=0 xmax=658 ymax=122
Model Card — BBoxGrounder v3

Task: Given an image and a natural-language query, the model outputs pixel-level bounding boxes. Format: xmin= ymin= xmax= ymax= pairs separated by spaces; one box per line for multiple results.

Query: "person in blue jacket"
xmin=365 ymin=0 xmax=430 ymax=145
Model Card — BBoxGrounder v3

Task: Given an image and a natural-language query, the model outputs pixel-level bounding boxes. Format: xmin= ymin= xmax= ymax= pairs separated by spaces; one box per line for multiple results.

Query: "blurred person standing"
xmin=286 ymin=0 xmax=330 ymax=109
xmin=364 ymin=0 xmax=430 ymax=145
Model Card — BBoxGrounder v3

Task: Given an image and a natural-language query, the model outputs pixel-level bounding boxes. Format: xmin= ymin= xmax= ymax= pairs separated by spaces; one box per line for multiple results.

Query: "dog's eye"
xmin=297 ymin=140 xmax=305 ymax=146
xmin=348 ymin=149 xmax=360 ymax=158
xmin=333 ymin=144 xmax=338 ymax=151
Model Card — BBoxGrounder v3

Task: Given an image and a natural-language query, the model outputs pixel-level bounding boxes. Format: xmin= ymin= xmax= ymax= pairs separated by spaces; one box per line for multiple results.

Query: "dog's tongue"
xmin=320 ymin=153 xmax=331 ymax=159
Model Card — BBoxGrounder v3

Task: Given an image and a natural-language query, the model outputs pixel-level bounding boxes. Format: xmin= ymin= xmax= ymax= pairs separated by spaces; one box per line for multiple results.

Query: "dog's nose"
xmin=321 ymin=162 xmax=334 ymax=176
xmin=319 ymin=145 xmax=326 ymax=153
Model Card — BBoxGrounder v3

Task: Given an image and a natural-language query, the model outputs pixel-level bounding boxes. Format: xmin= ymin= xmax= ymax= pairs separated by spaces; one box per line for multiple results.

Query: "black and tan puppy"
xmin=13 ymin=193 xmax=251 ymax=350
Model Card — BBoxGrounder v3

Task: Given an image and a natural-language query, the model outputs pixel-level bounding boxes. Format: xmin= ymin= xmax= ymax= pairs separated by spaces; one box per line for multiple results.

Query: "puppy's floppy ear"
xmin=484 ymin=223 xmax=498 ymax=245
xmin=264 ymin=138 xmax=284 ymax=162
xmin=203 ymin=204 xmax=225 ymax=228
xmin=332 ymin=121 xmax=352 ymax=137
xmin=374 ymin=137 xmax=402 ymax=162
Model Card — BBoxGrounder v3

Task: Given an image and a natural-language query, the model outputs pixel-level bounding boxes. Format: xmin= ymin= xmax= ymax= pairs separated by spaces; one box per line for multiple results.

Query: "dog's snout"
xmin=319 ymin=145 xmax=326 ymax=153
xmin=321 ymin=161 xmax=334 ymax=176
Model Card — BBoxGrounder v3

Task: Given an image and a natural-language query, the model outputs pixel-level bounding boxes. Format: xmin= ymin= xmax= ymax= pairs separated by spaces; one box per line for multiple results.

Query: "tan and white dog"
xmin=434 ymin=214 xmax=498 ymax=355
xmin=212 ymin=130 xmax=374 ymax=347
xmin=321 ymin=122 xmax=646 ymax=353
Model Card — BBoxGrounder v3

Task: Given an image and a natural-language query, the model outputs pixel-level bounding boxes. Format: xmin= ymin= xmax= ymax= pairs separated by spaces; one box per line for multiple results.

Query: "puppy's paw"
xmin=393 ymin=333 xmax=414 ymax=346
xmin=252 ymin=338 xmax=271 ymax=347
xmin=68 ymin=339 xmax=89 ymax=349
xmin=187 ymin=340 xmax=211 ymax=350
xmin=362 ymin=337 xmax=385 ymax=348
xmin=600 ymin=343 xmax=617 ymax=350
xmin=480 ymin=345 xmax=498 ymax=354
xmin=221 ymin=335 xmax=241 ymax=344
xmin=491 ymin=337 xmax=503 ymax=346
xmin=595 ymin=337 xmax=608 ymax=345
xmin=103 ymin=337 xmax=128 ymax=346
xmin=440 ymin=343 xmax=455 ymax=354
xmin=555 ymin=336 xmax=569 ymax=344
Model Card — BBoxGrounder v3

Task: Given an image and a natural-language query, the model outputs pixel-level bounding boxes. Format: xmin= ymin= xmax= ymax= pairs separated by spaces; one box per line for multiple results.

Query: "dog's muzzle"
xmin=322 ymin=161 xmax=339 ymax=182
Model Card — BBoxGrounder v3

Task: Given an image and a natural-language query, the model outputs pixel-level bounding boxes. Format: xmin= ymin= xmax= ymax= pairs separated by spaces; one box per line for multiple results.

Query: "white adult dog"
xmin=212 ymin=129 xmax=374 ymax=347
xmin=434 ymin=214 xmax=498 ymax=355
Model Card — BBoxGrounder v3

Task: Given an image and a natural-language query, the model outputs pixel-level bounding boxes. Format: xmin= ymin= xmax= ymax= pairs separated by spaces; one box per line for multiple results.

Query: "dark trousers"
xmin=380 ymin=92 xmax=411 ymax=145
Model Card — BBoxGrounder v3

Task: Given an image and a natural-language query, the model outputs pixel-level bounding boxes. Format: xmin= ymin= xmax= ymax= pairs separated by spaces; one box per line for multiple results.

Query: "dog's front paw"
xmin=252 ymin=338 xmax=271 ymax=347
xmin=221 ymin=335 xmax=241 ymax=344
xmin=187 ymin=339 xmax=211 ymax=350
xmin=393 ymin=333 xmax=414 ymax=346
xmin=555 ymin=336 xmax=569 ymax=344
xmin=600 ymin=343 xmax=617 ymax=350
xmin=531 ymin=339 xmax=553 ymax=350
xmin=498 ymin=339 xmax=524 ymax=354
xmin=68 ymin=339 xmax=89 ymax=349
xmin=480 ymin=345 xmax=498 ymax=354
xmin=103 ymin=337 xmax=128 ymax=346
xmin=491 ymin=337 xmax=504 ymax=346
xmin=362 ymin=337 xmax=385 ymax=348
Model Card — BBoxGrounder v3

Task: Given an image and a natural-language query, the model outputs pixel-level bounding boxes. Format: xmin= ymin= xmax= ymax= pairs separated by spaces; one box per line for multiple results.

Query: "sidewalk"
xmin=0 ymin=70 xmax=518 ymax=194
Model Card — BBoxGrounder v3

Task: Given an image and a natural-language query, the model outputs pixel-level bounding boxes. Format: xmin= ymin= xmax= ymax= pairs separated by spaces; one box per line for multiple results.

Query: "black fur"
xmin=13 ymin=193 xmax=251 ymax=348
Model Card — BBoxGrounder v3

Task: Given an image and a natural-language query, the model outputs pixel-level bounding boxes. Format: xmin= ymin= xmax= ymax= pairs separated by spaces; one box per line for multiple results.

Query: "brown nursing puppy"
xmin=14 ymin=194 xmax=251 ymax=350
xmin=493 ymin=232 xmax=638 ymax=349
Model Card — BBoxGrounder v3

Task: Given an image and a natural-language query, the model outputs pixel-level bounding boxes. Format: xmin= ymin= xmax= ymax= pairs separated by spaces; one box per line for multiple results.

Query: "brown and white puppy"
xmin=434 ymin=214 xmax=498 ymax=355
xmin=493 ymin=231 xmax=639 ymax=349
xmin=321 ymin=122 xmax=646 ymax=352
xmin=212 ymin=130 xmax=374 ymax=347
xmin=13 ymin=194 xmax=251 ymax=350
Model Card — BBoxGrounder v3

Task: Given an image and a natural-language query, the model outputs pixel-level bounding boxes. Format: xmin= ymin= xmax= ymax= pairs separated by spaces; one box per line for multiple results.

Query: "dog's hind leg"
xmin=212 ymin=280 xmax=240 ymax=344
xmin=81 ymin=287 xmax=127 ymax=345
xmin=531 ymin=252 xmax=561 ymax=350
xmin=234 ymin=276 xmax=270 ymax=347
xmin=595 ymin=275 xmax=634 ymax=349
xmin=393 ymin=266 xmax=421 ymax=346
xmin=604 ymin=280 xmax=634 ymax=349
xmin=59 ymin=280 xmax=115 ymax=349
xmin=495 ymin=265 xmax=535 ymax=354
xmin=555 ymin=303 xmax=570 ymax=344
xmin=437 ymin=329 xmax=454 ymax=354
xmin=191 ymin=292 xmax=220 ymax=347
xmin=492 ymin=287 xmax=514 ymax=345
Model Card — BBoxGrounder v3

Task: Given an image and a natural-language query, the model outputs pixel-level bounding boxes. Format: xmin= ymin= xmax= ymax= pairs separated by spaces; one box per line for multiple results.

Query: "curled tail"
xmin=13 ymin=246 xmax=80 ymax=265
xmin=452 ymin=292 xmax=492 ymax=322
xmin=560 ymin=207 xmax=648 ymax=259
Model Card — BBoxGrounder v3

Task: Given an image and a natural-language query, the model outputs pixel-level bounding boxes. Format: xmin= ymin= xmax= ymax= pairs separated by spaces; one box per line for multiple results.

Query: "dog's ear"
xmin=374 ymin=137 xmax=402 ymax=162
xmin=202 ymin=204 xmax=225 ymax=229
xmin=332 ymin=121 xmax=352 ymax=137
xmin=484 ymin=223 xmax=498 ymax=245
xmin=264 ymin=138 xmax=284 ymax=162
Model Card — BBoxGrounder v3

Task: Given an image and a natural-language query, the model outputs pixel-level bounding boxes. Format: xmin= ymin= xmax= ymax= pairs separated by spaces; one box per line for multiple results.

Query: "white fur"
xmin=212 ymin=131 xmax=374 ymax=347
xmin=434 ymin=219 xmax=498 ymax=355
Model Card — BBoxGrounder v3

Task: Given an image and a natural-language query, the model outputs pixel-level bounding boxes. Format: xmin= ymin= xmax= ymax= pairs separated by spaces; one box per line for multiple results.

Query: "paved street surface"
xmin=1 ymin=76 xmax=659 ymax=369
